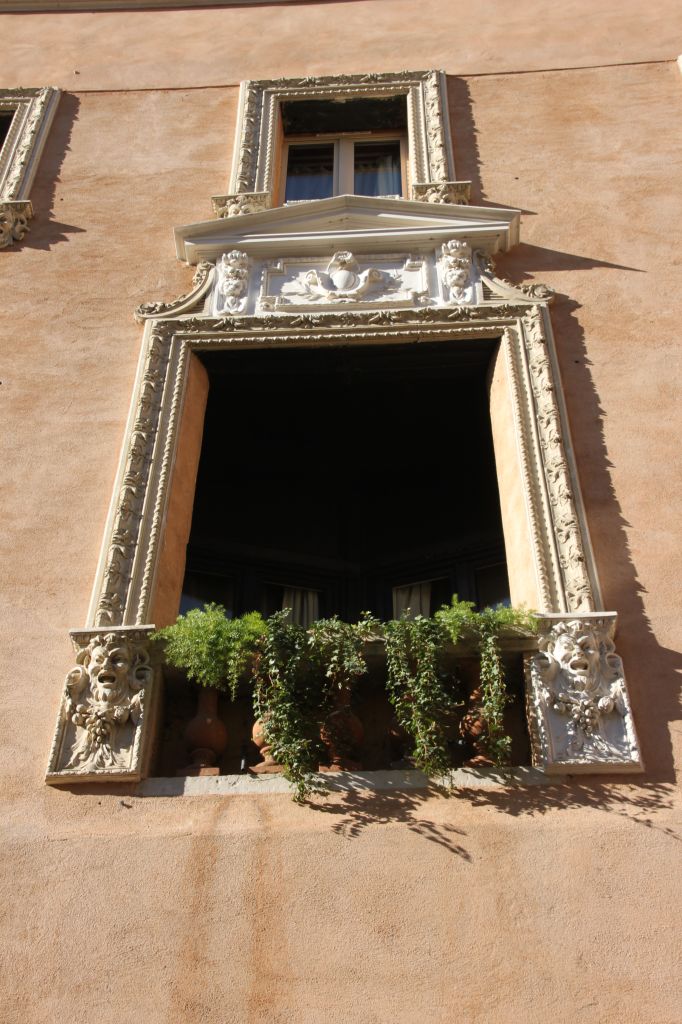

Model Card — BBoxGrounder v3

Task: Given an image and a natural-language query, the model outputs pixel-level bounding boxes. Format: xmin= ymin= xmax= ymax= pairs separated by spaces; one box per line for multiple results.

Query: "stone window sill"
xmin=136 ymin=766 xmax=559 ymax=798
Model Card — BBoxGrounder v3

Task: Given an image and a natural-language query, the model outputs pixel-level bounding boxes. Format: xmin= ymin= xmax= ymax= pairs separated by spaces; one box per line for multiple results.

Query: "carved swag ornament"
xmin=526 ymin=615 xmax=642 ymax=772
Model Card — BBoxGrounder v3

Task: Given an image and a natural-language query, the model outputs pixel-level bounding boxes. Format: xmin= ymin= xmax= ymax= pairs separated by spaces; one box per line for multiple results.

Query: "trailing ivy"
xmin=153 ymin=604 xmax=265 ymax=699
xmin=253 ymin=611 xmax=322 ymax=801
xmin=436 ymin=598 xmax=536 ymax=765
xmin=253 ymin=612 xmax=379 ymax=801
xmin=383 ymin=614 xmax=458 ymax=778
xmin=155 ymin=598 xmax=536 ymax=799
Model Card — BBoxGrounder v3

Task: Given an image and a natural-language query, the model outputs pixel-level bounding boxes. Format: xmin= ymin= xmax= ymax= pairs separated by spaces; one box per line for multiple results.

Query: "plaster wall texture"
xmin=1 ymin=5 xmax=681 ymax=1023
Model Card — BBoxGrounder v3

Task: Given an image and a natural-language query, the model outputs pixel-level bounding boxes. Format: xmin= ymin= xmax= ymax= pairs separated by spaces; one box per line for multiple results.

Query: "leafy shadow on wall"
xmin=306 ymin=782 xmax=472 ymax=860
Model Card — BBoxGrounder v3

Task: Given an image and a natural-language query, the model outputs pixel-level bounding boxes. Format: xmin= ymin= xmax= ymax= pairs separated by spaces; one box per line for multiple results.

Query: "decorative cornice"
xmin=0 ymin=0 xmax=306 ymax=8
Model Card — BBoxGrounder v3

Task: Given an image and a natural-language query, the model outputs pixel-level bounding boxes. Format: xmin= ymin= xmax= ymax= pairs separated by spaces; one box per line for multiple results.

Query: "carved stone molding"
xmin=412 ymin=181 xmax=471 ymax=205
xmin=46 ymin=626 xmax=158 ymax=783
xmin=135 ymin=261 xmax=215 ymax=322
xmin=0 ymin=87 xmax=60 ymax=249
xmin=85 ymin=307 xmax=599 ymax=634
xmin=477 ymin=251 xmax=555 ymax=302
xmin=522 ymin=307 xmax=595 ymax=611
xmin=211 ymin=192 xmax=271 ymax=218
xmin=0 ymin=200 xmax=32 ymax=248
xmin=525 ymin=614 xmax=642 ymax=773
xmin=229 ymin=70 xmax=454 ymax=203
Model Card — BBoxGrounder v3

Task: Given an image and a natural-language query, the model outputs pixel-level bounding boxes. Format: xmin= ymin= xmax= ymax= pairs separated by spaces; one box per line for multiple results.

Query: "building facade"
xmin=1 ymin=2 xmax=681 ymax=1022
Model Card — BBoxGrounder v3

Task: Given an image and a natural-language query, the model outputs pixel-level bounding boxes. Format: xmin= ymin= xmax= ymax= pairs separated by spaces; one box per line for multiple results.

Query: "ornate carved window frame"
xmin=0 ymin=87 xmax=60 ymax=249
xmin=212 ymin=70 xmax=470 ymax=218
xmin=46 ymin=292 xmax=643 ymax=784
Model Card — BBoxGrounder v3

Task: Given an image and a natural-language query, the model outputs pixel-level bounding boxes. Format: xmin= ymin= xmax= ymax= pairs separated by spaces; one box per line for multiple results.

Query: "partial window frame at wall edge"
xmin=0 ymin=86 xmax=61 ymax=249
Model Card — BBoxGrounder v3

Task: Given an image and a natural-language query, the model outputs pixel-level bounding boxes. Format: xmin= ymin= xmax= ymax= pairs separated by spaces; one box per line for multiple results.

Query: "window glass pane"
xmin=285 ymin=143 xmax=334 ymax=201
xmin=354 ymin=140 xmax=401 ymax=196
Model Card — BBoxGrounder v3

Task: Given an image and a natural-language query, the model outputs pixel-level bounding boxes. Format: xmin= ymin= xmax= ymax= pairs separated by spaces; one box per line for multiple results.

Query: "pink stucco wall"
xmin=1 ymin=4 xmax=681 ymax=1022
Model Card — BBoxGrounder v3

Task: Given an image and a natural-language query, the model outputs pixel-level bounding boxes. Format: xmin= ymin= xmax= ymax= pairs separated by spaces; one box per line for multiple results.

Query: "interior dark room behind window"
xmin=181 ymin=340 xmax=510 ymax=621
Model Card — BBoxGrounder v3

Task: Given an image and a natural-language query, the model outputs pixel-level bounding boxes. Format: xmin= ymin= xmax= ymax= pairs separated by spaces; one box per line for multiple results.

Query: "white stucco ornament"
xmin=525 ymin=614 xmax=642 ymax=773
xmin=216 ymin=250 xmax=250 ymax=313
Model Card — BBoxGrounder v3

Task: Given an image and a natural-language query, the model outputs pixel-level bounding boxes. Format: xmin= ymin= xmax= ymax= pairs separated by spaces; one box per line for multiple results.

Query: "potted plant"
xmin=153 ymin=603 xmax=265 ymax=776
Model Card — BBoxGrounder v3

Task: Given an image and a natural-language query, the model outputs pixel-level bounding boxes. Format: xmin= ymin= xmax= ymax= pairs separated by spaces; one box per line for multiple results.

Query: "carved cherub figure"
xmin=440 ymin=239 xmax=473 ymax=303
xmin=217 ymin=250 xmax=250 ymax=312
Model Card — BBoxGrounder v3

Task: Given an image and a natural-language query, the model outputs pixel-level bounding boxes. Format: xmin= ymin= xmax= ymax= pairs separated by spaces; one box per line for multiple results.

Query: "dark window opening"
xmin=280 ymin=95 xmax=407 ymax=136
xmin=0 ymin=111 xmax=15 ymax=152
xmin=181 ymin=340 xmax=510 ymax=622
xmin=157 ymin=340 xmax=530 ymax=777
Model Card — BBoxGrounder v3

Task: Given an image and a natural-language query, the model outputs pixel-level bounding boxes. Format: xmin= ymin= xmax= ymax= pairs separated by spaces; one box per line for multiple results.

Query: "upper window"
xmin=213 ymin=71 xmax=459 ymax=216
xmin=279 ymin=95 xmax=408 ymax=202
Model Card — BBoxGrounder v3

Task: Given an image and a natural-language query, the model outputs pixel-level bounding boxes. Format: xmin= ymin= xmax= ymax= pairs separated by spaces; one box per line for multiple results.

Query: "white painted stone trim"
xmin=222 ymin=70 xmax=466 ymax=214
xmin=0 ymin=86 xmax=60 ymax=248
xmin=137 ymin=766 xmax=561 ymax=798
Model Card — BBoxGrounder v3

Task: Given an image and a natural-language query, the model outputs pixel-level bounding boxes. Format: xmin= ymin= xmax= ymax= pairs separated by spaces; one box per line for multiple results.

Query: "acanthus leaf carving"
xmin=525 ymin=614 xmax=642 ymax=773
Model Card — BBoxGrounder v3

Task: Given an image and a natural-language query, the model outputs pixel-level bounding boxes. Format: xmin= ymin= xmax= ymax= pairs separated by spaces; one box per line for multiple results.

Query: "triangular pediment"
xmin=175 ymin=194 xmax=520 ymax=264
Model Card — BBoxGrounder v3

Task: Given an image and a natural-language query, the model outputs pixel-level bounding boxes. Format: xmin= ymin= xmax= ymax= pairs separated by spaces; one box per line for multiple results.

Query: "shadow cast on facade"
xmin=447 ymin=71 xmax=680 ymax=783
xmin=18 ymin=91 xmax=84 ymax=251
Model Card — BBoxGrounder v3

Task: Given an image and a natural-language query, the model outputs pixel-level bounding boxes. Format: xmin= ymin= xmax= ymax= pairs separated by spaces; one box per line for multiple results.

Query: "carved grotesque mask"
xmin=86 ymin=641 xmax=132 ymax=703
xmin=551 ymin=627 xmax=601 ymax=692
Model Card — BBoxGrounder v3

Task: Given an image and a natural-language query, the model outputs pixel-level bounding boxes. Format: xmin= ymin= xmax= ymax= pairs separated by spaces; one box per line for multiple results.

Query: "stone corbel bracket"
xmin=46 ymin=625 xmax=159 ymax=784
xmin=412 ymin=181 xmax=471 ymax=205
xmin=211 ymin=192 xmax=271 ymax=218
xmin=134 ymin=261 xmax=216 ymax=322
xmin=525 ymin=613 xmax=643 ymax=774
xmin=0 ymin=86 xmax=61 ymax=249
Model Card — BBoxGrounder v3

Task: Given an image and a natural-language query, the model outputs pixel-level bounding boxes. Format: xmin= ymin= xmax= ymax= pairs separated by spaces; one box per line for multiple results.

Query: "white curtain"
xmin=392 ymin=582 xmax=432 ymax=620
xmin=282 ymin=587 xmax=320 ymax=628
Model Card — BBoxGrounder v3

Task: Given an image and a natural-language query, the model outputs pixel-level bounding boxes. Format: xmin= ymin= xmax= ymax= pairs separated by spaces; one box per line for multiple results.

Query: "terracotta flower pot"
xmin=250 ymin=716 xmax=284 ymax=774
xmin=320 ymin=684 xmax=363 ymax=771
xmin=179 ymin=687 xmax=228 ymax=776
